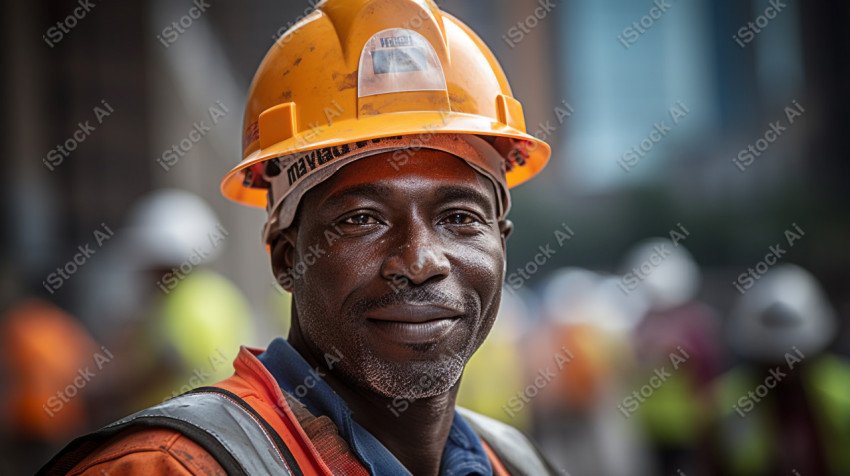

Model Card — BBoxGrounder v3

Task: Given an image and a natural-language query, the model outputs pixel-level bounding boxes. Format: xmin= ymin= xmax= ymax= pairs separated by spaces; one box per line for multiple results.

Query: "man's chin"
xmin=361 ymin=354 xmax=465 ymax=400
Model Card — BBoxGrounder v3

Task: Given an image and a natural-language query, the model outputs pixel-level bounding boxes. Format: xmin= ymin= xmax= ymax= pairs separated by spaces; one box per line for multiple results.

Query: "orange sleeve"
xmin=68 ymin=428 xmax=226 ymax=476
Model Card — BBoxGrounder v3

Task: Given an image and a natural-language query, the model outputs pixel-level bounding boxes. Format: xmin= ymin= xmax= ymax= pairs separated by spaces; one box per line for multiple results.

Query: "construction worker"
xmin=73 ymin=189 xmax=253 ymax=424
xmin=711 ymin=264 xmax=850 ymax=476
xmin=42 ymin=0 xmax=555 ymax=474
xmin=620 ymin=239 xmax=722 ymax=475
xmin=0 ymin=299 xmax=99 ymax=475
xmin=532 ymin=268 xmax=651 ymax=476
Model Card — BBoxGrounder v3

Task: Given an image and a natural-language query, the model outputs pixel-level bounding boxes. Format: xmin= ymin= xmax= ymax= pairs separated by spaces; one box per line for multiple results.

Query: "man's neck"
xmin=288 ymin=329 xmax=457 ymax=475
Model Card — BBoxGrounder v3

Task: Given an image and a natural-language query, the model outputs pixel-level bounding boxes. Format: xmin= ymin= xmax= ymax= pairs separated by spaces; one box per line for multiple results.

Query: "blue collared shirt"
xmin=258 ymin=337 xmax=493 ymax=476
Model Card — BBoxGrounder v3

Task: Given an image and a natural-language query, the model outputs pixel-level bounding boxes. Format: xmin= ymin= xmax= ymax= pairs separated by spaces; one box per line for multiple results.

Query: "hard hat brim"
xmin=220 ymin=110 xmax=550 ymax=209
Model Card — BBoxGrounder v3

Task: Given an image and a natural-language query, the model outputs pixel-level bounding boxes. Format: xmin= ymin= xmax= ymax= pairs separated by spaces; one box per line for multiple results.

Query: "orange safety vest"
xmin=40 ymin=347 xmax=551 ymax=475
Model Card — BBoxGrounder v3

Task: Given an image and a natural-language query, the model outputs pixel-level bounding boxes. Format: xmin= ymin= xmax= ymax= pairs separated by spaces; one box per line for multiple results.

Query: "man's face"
xmin=273 ymin=149 xmax=510 ymax=399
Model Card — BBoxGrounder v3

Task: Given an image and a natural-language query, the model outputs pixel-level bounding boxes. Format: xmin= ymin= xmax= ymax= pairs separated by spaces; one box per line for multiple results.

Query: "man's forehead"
xmin=311 ymin=149 xmax=499 ymax=209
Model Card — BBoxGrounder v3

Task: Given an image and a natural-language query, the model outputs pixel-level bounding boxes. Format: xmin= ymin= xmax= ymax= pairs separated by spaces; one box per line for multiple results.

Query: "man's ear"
xmin=271 ymin=228 xmax=298 ymax=293
xmin=499 ymin=219 xmax=514 ymax=250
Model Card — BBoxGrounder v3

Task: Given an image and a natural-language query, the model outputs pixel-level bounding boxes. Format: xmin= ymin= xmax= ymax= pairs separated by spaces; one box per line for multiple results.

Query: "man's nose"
xmin=380 ymin=222 xmax=450 ymax=286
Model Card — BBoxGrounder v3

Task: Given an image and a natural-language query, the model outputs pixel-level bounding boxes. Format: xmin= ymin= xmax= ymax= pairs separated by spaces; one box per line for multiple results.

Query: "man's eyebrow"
xmin=433 ymin=185 xmax=496 ymax=215
xmin=319 ymin=183 xmax=496 ymax=215
xmin=320 ymin=183 xmax=394 ymax=208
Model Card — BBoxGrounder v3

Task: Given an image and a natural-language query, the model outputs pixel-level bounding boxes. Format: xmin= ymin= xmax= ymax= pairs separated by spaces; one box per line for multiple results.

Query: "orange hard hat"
xmin=220 ymin=0 xmax=551 ymax=214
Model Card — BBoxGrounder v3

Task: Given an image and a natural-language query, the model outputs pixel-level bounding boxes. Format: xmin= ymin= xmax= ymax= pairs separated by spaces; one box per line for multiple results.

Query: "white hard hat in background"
xmin=124 ymin=189 xmax=223 ymax=267
xmin=728 ymin=264 xmax=837 ymax=363
xmin=620 ymin=238 xmax=701 ymax=312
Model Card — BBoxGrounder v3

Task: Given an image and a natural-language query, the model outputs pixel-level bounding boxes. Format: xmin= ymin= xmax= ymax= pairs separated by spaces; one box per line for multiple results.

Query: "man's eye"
xmin=442 ymin=213 xmax=478 ymax=225
xmin=341 ymin=214 xmax=378 ymax=225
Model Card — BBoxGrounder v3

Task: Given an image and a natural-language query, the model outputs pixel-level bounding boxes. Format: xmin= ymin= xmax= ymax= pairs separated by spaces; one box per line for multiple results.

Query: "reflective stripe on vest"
xmin=39 ymin=387 xmax=302 ymax=476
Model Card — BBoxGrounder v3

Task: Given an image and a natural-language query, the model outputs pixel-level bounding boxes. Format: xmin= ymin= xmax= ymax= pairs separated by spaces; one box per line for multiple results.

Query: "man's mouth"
xmin=364 ymin=303 xmax=462 ymax=345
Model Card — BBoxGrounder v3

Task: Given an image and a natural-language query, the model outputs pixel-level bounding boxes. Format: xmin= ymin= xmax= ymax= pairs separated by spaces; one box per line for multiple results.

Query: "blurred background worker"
xmin=530 ymin=268 xmax=650 ymax=476
xmin=75 ymin=189 xmax=254 ymax=423
xmin=0 ymin=299 xmax=99 ymax=475
xmin=621 ymin=239 xmax=723 ymax=476
xmin=712 ymin=264 xmax=850 ymax=476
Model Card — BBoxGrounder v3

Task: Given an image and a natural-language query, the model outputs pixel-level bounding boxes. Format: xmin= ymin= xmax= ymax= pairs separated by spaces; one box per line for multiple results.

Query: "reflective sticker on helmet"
xmin=358 ymin=28 xmax=447 ymax=98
